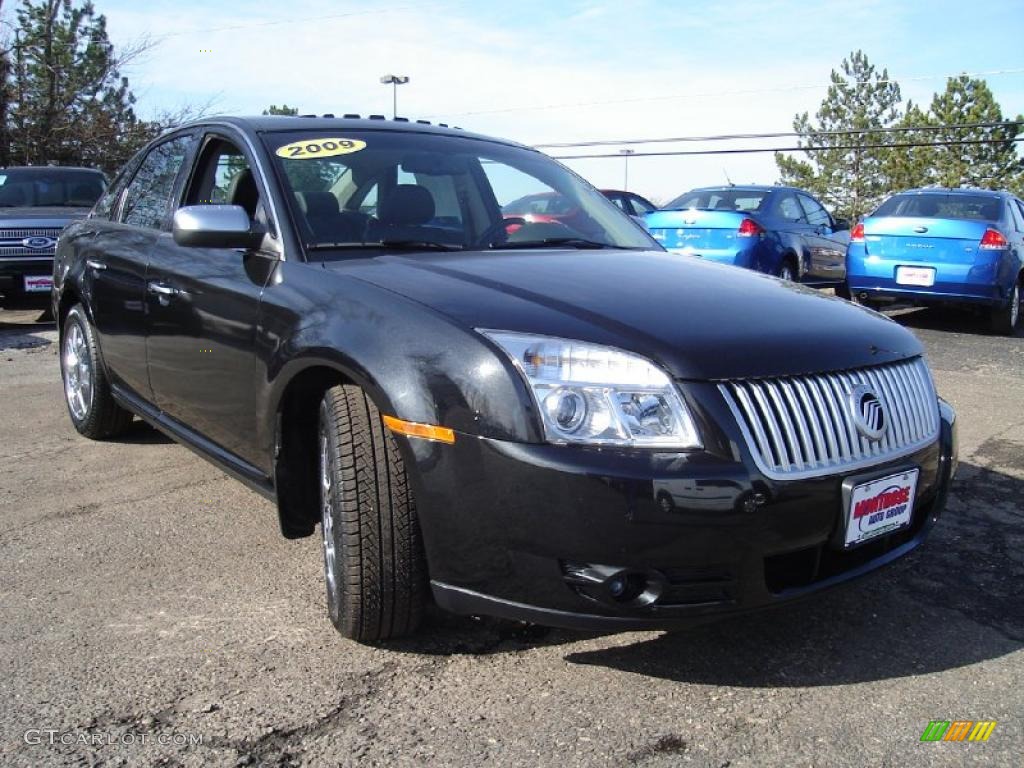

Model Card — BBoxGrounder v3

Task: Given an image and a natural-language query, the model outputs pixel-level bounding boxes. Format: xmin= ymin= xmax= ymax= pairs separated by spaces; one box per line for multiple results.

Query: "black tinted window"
xmin=121 ymin=136 xmax=193 ymax=229
xmin=0 ymin=168 xmax=105 ymax=208
xmin=874 ymin=193 xmax=1002 ymax=222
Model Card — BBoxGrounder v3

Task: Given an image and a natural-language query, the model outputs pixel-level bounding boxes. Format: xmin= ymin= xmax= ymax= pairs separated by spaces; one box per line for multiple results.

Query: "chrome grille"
xmin=0 ymin=227 xmax=61 ymax=258
xmin=720 ymin=358 xmax=939 ymax=480
xmin=0 ymin=227 xmax=62 ymax=239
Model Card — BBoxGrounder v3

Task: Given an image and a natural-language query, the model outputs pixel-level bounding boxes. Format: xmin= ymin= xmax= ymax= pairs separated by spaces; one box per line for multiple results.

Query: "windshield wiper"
xmin=492 ymin=237 xmax=618 ymax=250
xmin=306 ymin=240 xmax=463 ymax=252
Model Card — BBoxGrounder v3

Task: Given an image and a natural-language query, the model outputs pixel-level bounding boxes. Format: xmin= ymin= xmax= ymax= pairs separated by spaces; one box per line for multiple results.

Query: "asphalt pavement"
xmin=0 ymin=303 xmax=1021 ymax=767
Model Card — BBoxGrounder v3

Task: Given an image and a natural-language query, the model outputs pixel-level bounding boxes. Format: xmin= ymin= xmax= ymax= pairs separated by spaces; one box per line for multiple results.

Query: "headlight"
xmin=480 ymin=331 xmax=701 ymax=448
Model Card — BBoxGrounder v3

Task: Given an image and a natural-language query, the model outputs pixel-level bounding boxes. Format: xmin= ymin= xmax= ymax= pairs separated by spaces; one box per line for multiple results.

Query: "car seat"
xmin=374 ymin=184 xmax=437 ymax=242
xmin=227 ymin=169 xmax=260 ymax=219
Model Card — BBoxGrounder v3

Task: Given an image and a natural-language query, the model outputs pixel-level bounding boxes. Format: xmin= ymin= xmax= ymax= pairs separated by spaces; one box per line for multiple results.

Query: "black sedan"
xmin=54 ymin=116 xmax=957 ymax=642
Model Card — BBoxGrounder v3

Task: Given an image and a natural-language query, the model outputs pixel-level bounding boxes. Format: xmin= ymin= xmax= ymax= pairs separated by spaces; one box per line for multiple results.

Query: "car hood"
xmin=0 ymin=207 xmax=89 ymax=226
xmin=332 ymin=248 xmax=922 ymax=381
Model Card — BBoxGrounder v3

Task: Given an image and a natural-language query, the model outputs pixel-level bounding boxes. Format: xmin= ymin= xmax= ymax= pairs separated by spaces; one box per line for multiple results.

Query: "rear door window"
xmin=120 ymin=135 xmax=194 ymax=230
xmin=798 ymin=194 xmax=831 ymax=227
xmin=775 ymin=193 xmax=806 ymax=222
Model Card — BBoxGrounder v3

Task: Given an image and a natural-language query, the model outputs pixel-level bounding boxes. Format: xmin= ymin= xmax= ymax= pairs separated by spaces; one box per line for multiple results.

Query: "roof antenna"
xmin=723 ymin=168 xmax=734 ymax=187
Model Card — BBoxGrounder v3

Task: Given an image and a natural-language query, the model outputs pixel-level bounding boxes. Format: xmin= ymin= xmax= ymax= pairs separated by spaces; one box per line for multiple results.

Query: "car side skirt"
xmin=111 ymin=383 xmax=276 ymax=501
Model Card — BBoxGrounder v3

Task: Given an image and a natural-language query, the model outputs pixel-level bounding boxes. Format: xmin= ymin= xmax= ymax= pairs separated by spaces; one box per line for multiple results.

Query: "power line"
xmin=534 ymin=120 xmax=1024 ymax=149
xmin=550 ymin=136 xmax=1024 ymax=160
xmin=425 ymin=67 xmax=1024 ymax=119
xmin=153 ymin=6 xmax=420 ymax=39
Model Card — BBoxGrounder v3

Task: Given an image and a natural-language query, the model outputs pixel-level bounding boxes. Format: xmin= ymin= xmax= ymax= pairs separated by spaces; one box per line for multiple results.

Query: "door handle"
xmin=148 ymin=282 xmax=180 ymax=297
xmin=85 ymin=259 xmax=106 ymax=271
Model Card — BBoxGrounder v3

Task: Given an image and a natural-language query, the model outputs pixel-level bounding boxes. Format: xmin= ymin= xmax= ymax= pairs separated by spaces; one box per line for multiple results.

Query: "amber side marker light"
xmin=382 ymin=415 xmax=456 ymax=444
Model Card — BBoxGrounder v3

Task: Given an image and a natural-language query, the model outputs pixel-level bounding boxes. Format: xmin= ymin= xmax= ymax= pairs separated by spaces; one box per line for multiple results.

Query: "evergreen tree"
xmin=263 ymin=104 xmax=299 ymax=116
xmin=881 ymin=101 xmax=934 ymax=196
xmin=4 ymin=0 xmax=152 ymax=174
xmin=775 ymin=50 xmax=902 ymax=221
xmin=924 ymin=75 xmax=1024 ymax=192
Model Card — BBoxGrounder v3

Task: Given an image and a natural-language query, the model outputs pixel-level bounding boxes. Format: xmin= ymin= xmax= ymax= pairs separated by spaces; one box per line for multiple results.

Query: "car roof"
xmin=180 ymin=115 xmax=531 ymax=151
xmin=686 ymin=185 xmax=788 ymax=193
xmin=0 ymin=165 xmax=103 ymax=174
xmin=894 ymin=187 xmax=1008 ymax=198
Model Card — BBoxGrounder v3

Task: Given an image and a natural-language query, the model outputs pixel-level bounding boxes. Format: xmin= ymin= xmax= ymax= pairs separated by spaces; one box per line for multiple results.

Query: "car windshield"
xmin=874 ymin=193 xmax=1002 ymax=221
xmin=0 ymin=168 xmax=106 ymax=208
xmin=663 ymin=188 xmax=769 ymax=213
xmin=264 ymin=130 xmax=657 ymax=253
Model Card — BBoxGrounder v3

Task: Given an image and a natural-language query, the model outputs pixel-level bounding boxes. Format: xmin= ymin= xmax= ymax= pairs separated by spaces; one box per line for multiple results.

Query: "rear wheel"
xmin=990 ymin=279 xmax=1022 ymax=336
xmin=60 ymin=304 xmax=134 ymax=439
xmin=318 ymin=384 xmax=427 ymax=642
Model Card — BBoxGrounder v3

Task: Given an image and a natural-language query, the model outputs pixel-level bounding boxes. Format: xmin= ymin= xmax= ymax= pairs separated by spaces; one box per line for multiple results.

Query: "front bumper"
xmin=405 ymin=397 xmax=957 ymax=631
xmin=0 ymin=257 xmax=54 ymax=300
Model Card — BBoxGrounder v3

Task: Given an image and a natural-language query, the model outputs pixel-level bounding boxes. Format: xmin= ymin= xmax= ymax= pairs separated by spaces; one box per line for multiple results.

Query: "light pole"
xmin=379 ymin=74 xmax=409 ymax=119
xmin=619 ymin=148 xmax=635 ymax=191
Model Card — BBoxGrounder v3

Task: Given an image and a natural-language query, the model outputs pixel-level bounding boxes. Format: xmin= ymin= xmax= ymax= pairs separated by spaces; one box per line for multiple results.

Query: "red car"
xmin=502 ymin=190 xmax=656 ymax=230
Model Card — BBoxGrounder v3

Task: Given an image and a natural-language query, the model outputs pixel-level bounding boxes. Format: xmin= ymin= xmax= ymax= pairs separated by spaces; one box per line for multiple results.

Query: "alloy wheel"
xmin=62 ymin=322 xmax=93 ymax=421
xmin=319 ymin=428 xmax=339 ymax=613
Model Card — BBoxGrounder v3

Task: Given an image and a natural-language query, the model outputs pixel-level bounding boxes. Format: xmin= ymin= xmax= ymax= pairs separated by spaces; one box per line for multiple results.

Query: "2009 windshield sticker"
xmin=275 ymin=138 xmax=366 ymax=159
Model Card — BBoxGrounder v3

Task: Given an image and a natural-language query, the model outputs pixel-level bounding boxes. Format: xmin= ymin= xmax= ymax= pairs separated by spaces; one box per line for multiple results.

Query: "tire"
xmin=318 ymin=384 xmax=427 ymax=642
xmin=850 ymin=293 xmax=879 ymax=311
xmin=778 ymin=259 xmax=797 ymax=282
xmin=60 ymin=304 xmax=134 ymax=439
xmin=990 ymin=278 xmax=1022 ymax=336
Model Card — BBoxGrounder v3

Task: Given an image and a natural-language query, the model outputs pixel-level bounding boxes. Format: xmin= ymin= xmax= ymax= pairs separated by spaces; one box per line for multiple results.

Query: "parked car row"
xmin=632 ymin=184 xmax=1023 ymax=335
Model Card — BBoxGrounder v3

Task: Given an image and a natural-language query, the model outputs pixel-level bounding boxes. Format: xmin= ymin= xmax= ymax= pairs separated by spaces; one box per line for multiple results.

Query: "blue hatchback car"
xmin=643 ymin=185 xmax=850 ymax=285
xmin=846 ymin=188 xmax=1024 ymax=335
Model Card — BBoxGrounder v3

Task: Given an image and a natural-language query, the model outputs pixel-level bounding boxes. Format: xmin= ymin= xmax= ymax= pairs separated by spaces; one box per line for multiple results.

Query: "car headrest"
xmin=379 ymin=184 xmax=435 ymax=226
xmin=297 ymin=190 xmax=340 ymax=218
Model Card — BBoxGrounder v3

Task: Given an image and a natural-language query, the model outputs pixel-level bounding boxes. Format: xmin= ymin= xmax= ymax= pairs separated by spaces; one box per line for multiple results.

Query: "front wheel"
xmin=778 ymin=260 xmax=797 ymax=282
xmin=990 ymin=279 xmax=1022 ymax=336
xmin=318 ymin=385 xmax=427 ymax=642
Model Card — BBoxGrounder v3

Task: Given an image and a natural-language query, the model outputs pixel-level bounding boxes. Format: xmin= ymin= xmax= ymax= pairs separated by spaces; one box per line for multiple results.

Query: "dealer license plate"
xmin=24 ymin=275 xmax=52 ymax=293
xmin=844 ymin=469 xmax=919 ymax=548
xmin=895 ymin=266 xmax=935 ymax=287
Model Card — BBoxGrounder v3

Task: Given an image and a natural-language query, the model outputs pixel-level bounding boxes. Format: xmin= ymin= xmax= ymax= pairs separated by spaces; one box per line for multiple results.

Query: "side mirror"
xmin=832 ymin=217 xmax=850 ymax=232
xmin=172 ymin=205 xmax=264 ymax=249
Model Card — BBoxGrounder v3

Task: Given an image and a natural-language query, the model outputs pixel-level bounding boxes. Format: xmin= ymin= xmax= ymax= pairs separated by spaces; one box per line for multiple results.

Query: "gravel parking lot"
xmin=0 ymin=304 xmax=1021 ymax=768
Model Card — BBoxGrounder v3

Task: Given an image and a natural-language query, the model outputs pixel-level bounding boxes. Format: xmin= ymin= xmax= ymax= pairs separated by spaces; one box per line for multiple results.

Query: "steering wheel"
xmin=476 ymin=217 xmax=527 ymax=247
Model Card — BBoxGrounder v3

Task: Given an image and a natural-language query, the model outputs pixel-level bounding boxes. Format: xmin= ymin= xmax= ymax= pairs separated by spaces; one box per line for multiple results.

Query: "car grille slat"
xmin=0 ymin=227 xmax=61 ymax=257
xmin=719 ymin=358 xmax=939 ymax=480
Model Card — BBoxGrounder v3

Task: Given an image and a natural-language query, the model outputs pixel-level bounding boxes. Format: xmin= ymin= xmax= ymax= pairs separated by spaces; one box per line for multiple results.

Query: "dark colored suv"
xmin=54 ymin=116 xmax=956 ymax=642
xmin=0 ymin=166 xmax=106 ymax=307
